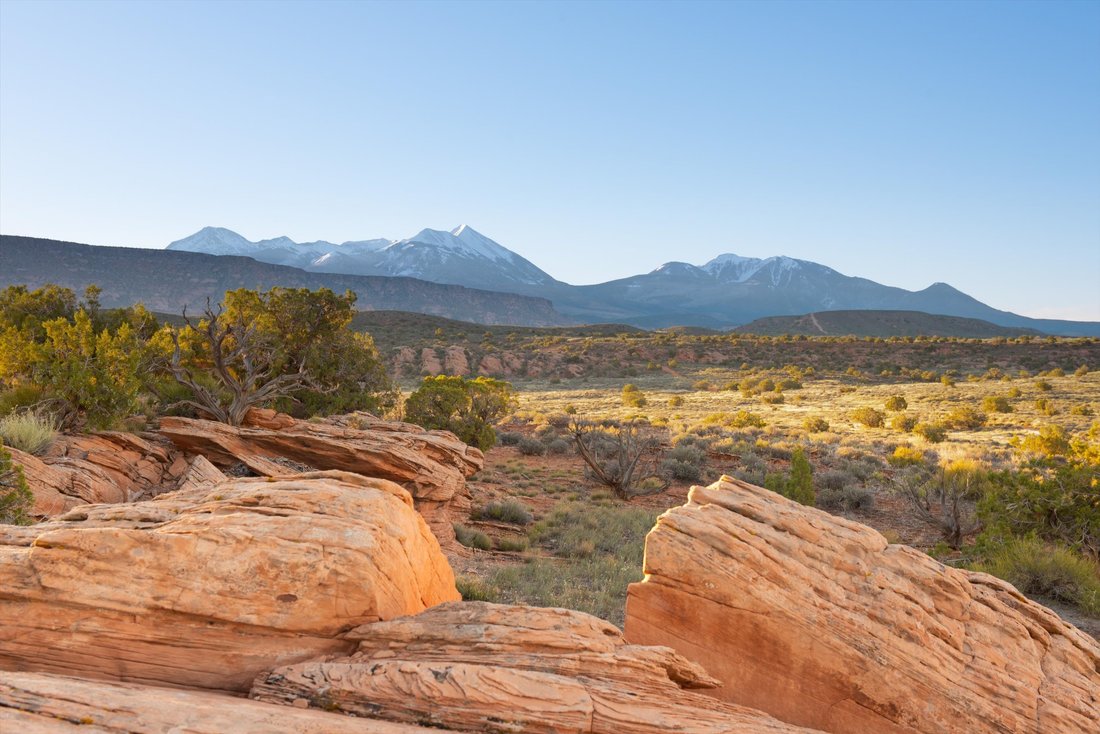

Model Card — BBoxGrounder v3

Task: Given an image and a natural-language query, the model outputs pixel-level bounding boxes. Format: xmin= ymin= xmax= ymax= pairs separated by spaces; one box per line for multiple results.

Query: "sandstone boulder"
xmin=444 ymin=345 xmax=470 ymax=375
xmin=251 ymin=601 xmax=818 ymax=733
xmin=0 ymin=471 xmax=459 ymax=692
xmin=0 ymin=671 xmax=437 ymax=734
xmin=9 ymin=432 xmax=223 ymax=518
xmin=624 ymin=476 xmax=1100 ymax=734
xmin=158 ymin=410 xmax=482 ymax=544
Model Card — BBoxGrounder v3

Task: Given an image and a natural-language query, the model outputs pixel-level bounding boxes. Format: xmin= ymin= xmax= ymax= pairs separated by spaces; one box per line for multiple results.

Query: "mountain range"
xmin=165 ymin=225 xmax=1100 ymax=336
xmin=0 ymin=236 xmax=562 ymax=326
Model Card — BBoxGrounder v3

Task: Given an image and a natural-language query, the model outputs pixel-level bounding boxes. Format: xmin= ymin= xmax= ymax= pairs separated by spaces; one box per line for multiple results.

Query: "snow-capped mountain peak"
xmin=168 ymin=226 xmax=255 ymax=256
xmin=167 ymin=224 xmax=556 ymax=291
xmin=388 ymin=225 xmax=516 ymax=263
xmin=702 ymin=252 xmax=768 ymax=282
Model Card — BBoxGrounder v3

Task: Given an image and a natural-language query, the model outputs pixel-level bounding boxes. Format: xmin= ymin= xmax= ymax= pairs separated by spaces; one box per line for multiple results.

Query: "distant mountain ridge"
xmin=0 ymin=236 xmax=566 ymax=326
xmin=164 ymin=225 xmax=1100 ymax=336
xmin=734 ymin=310 xmax=1044 ymax=338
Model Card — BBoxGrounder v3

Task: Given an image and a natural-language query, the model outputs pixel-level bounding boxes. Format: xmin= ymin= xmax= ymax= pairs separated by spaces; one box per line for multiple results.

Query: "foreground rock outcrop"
xmin=624 ymin=476 xmax=1100 ymax=734
xmin=9 ymin=432 xmax=220 ymax=517
xmin=251 ymin=601 xmax=818 ymax=733
xmin=159 ymin=410 xmax=482 ymax=544
xmin=0 ymin=471 xmax=459 ymax=692
xmin=0 ymin=671 xmax=438 ymax=734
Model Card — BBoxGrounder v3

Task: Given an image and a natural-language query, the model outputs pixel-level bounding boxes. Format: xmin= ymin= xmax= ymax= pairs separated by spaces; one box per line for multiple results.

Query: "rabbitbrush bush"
xmin=973 ymin=537 xmax=1100 ymax=615
xmin=0 ymin=411 xmax=57 ymax=455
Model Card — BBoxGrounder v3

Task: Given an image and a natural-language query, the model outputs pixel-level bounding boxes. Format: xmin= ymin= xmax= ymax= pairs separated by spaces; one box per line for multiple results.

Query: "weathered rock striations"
xmin=251 ymin=601 xmax=819 ymax=733
xmin=0 ymin=671 xmax=438 ymax=734
xmin=624 ymin=476 xmax=1100 ymax=734
xmin=0 ymin=471 xmax=459 ymax=692
xmin=158 ymin=410 xmax=481 ymax=544
xmin=9 ymin=432 xmax=223 ymax=517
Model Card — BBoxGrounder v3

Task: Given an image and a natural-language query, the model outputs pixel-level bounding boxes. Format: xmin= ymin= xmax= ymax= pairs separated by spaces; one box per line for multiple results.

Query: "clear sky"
xmin=1 ymin=0 xmax=1098 ymax=320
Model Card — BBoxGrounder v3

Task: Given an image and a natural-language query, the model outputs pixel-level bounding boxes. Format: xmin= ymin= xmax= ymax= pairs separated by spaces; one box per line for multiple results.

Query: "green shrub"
xmin=455 ymin=575 xmax=499 ymax=602
xmin=494 ymin=535 xmax=530 ymax=552
xmin=667 ymin=395 xmax=685 ymax=407
xmin=888 ymin=445 xmax=925 ymax=467
xmin=884 ymin=395 xmax=908 ymax=412
xmin=818 ymin=484 xmax=875 ymax=513
xmin=453 ymin=524 xmax=492 ymax=550
xmin=851 ymin=407 xmax=885 ymax=428
xmin=405 ymin=375 xmax=517 ymax=451
xmin=803 ymin=416 xmax=830 ymax=432
xmin=943 ymin=405 xmax=987 ymax=430
xmin=546 ymin=437 xmax=572 ymax=455
xmin=982 ymin=396 xmax=1013 ymax=413
xmin=517 ymin=437 xmax=547 ymax=456
xmin=662 ymin=459 xmax=702 ymax=482
xmin=621 ymin=383 xmax=647 ymax=408
xmin=1035 ymin=398 xmax=1058 ymax=416
xmin=973 ymin=537 xmax=1100 ymax=615
xmin=1035 ymin=380 xmax=1053 ymax=392
xmin=0 ymin=385 xmax=45 ymax=417
xmin=498 ymin=431 xmax=523 ymax=446
xmin=915 ymin=422 xmax=948 ymax=443
xmin=474 ymin=500 xmax=533 ymax=525
xmin=1016 ymin=425 xmax=1071 ymax=458
xmin=729 ymin=410 xmax=765 ymax=428
xmin=817 ymin=468 xmax=852 ymax=491
xmin=764 ymin=448 xmax=814 ymax=506
xmin=664 ymin=442 xmax=708 ymax=481
xmin=0 ymin=411 xmax=56 ymax=455
xmin=0 ymin=439 xmax=33 ymax=525
xmin=890 ymin=414 xmax=918 ymax=432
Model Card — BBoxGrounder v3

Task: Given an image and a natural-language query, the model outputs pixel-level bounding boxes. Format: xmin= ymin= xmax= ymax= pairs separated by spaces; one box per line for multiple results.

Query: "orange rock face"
xmin=624 ymin=477 xmax=1100 ymax=734
xmin=0 ymin=471 xmax=459 ymax=692
xmin=251 ymin=601 xmax=818 ymax=733
xmin=10 ymin=432 xmax=221 ymax=518
xmin=0 ymin=671 xmax=438 ymax=734
xmin=158 ymin=410 xmax=482 ymax=545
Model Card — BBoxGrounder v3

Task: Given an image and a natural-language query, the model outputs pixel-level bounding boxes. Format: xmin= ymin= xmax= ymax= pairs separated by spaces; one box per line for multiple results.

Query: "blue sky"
xmin=1 ymin=0 xmax=1098 ymax=320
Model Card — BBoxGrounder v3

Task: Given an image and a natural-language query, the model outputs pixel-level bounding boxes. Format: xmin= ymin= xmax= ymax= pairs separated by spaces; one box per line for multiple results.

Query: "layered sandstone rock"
xmin=9 ymin=432 xmax=223 ymax=518
xmin=0 ymin=471 xmax=459 ymax=692
xmin=158 ymin=410 xmax=482 ymax=544
xmin=624 ymin=476 xmax=1100 ymax=734
xmin=0 ymin=671 xmax=437 ymax=734
xmin=252 ymin=601 xmax=817 ymax=733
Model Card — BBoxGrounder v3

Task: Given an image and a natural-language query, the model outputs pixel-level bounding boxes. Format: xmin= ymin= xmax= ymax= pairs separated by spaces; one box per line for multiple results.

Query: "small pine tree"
xmin=787 ymin=448 xmax=815 ymax=506
xmin=763 ymin=448 xmax=815 ymax=506
xmin=0 ymin=439 xmax=33 ymax=525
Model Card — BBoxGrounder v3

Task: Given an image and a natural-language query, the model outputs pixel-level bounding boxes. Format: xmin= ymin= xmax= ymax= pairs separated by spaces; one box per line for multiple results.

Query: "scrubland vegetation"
xmin=2 ymin=283 xmax=1099 ymax=630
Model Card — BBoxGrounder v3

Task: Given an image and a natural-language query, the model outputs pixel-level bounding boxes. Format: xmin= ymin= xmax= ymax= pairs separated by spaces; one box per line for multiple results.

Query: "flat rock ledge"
xmin=159 ymin=409 xmax=483 ymax=544
xmin=624 ymin=476 xmax=1100 ymax=734
xmin=251 ymin=601 xmax=820 ymax=733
